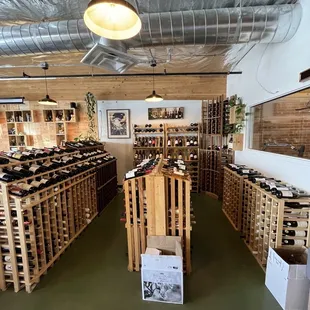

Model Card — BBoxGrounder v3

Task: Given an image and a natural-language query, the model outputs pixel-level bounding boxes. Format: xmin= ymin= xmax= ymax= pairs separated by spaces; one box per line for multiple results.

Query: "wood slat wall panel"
xmin=0 ymin=76 xmax=226 ymax=149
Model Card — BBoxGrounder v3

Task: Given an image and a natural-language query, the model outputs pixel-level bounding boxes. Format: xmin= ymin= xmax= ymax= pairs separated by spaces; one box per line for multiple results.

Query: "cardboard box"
xmin=141 ymin=236 xmax=183 ymax=305
xmin=265 ymin=247 xmax=310 ymax=310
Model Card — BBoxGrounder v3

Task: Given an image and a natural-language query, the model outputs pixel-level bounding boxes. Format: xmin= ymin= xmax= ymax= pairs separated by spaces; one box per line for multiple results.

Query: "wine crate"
xmin=222 ymin=167 xmax=246 ymax=231
xmin=0 ymin=150 xmax=117 ymax=293
xmin=242 ymin=179 xmax=310 ymax=270
xmin=123 ymin=160 xmax=193 ymax=274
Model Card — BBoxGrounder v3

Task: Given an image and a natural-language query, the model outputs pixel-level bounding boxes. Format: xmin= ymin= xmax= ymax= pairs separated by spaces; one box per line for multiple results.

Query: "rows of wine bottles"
xmin=0 ymin=143 xmax=117 ymax=292
xmin=223 ymin=164 xmax=310 ymax=269
xmin=132 ymin=124 xmax=200 ymax=192
xmin=123 ymin=158 xmax=193 ymax=274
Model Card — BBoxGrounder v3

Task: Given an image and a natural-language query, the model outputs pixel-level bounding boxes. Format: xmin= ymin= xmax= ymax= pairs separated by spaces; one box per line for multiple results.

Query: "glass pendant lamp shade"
xmin=145 ymin=90 xmax=163 ymax=102
xmin=84 ymin=0 xmax=142 ymax=40
xmin=38 ymin=95 xmax=58 ymax=106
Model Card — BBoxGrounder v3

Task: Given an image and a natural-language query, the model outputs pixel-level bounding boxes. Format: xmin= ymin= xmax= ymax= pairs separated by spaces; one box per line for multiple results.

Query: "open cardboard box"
xmin=265 ymin=247 xmax=309 ymax=310
xmin=141 ymin=236 xmax=183 ymax=304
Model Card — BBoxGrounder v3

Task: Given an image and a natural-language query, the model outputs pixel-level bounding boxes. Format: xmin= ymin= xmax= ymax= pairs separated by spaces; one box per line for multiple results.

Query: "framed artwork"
xmin=148 ymin=107 xmax=184 ymax=120
xmin=106 ymin=109 xmax=130 ymax=139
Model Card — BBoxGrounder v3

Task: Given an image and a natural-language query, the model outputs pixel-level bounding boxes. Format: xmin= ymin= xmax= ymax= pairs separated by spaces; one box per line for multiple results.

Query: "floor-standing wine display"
xmin=222 ymin=166 xmax=245 ymax=230
xmin=133 ymin=124 xmax=164 ymax=165
xmin=65 ymin=144 xmax=118 ymax=215
xmin=0 ymin=145 xmax=116 ymax=293
xmin=200 ymin=98 xmax=234 ymax=199
xmin=165 ymin=124 xmax=200 ymax=192
xmin=123 ymin=158 xmax=194 ymax=274
xmin=243 ymin=179 xmax=310 ymax=268
xmin=223 ymin=164 xmax=310 ymax=270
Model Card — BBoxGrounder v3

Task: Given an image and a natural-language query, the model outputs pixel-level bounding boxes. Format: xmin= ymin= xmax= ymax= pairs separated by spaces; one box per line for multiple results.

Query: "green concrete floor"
xmin=0 ymin=194 xmax=281 ymax=310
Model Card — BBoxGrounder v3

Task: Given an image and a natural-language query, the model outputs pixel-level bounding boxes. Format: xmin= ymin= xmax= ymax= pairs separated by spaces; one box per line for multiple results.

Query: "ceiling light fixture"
xmin=84 ymin=0 xmax=142 ymax=40
xmin=145 ymin=61 xmax=163 ymax=103
xmin=38 ymin=63 xmax=58 ymax=106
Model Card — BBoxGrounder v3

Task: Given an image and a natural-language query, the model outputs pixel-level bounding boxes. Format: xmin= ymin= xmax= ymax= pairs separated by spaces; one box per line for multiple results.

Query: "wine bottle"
xmin=285 ymin=202 xmax=310 ymax=209
xmin=29 ymin=180 xmax=45 ymax=191
xmin=13 ymin=166 xmax=34 ymax=177
xmin=8 ymin=185 xmax=28 ymax=197
xmin=17 ymin=182 xmax=36 ymax=194
xmin=29 ymin=164 xmax=47 ymax=175
xmin=0 ymin=157 xmax=9 ymax=164
xmin=0 ymin=170 xmax=16 ymax=182
xmin=282 ymin=239 xmax=306 ymax=246
xmin=283 ymin=220 xmax=308 ymax=228
xmin=276 ymin=190 xmax=310 ymax=199
xmin=283 ymin=230 xmax=307 ymax=237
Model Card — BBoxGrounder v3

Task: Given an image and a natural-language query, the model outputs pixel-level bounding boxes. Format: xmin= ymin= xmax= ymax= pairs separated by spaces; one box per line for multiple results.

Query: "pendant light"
xmin=84 ymin=0 xmax=142 ymax=40
xmin=145 ymin=62 xmax=163 ymax=103
xmin=38 ymin=63 xmax=57 ymax=106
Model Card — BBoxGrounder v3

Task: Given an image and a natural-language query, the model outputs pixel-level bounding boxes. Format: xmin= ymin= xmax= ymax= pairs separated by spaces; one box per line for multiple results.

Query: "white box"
xmin=265 ymin=247 xmax=310 ymax=310
xmin=141 ymin=236 xmax=183 ymax=305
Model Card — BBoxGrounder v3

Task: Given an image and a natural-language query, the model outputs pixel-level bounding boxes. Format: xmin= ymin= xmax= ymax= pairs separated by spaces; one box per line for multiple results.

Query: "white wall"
xmin=98 ymin=100 xmax=201 ymax=184
xmin=227 ymin=0 xmax=310 ymax=191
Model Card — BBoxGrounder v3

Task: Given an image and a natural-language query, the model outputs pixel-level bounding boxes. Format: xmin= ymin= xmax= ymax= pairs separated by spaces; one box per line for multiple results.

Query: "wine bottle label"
xmin=22 ymin=152 xmax=31 ymax=156
xmin=29 ymin=166 xmax=39 ymax=173
xmin=298 ymin=221 xmax=308 ymax=228
xmin=40 ymin=179 xmax=49 ymax=184
xmin=31 ymin=181 xmax=41 ymax=188
xmin=126 ymin=171 xmax=135 ymax=179
xmin=13 ymin=154 xmax=23 ymax=159
xmin=0 ymin=173 xmax=7 ymax=178
xmin=18 ymin=183 xmax=32 ymax=190
xmin=61 ymin=170 xmax=70 ymax=174
xmin=280 ymin=190 xmax=293 ymax=197
xmin=75 ymin=155 xmax=83 ymax=158
xmin=241 ymin=169 xmax=250 ymax=173
xmin=295 ymin=231 xmax=307 ymax=237
xmin=14 ymin=167 xmax=23 ymax=172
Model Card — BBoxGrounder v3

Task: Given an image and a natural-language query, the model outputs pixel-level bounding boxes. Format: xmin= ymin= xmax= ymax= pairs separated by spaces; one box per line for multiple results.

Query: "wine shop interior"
xmin=0 ymin=0 xmax=310 ymax=309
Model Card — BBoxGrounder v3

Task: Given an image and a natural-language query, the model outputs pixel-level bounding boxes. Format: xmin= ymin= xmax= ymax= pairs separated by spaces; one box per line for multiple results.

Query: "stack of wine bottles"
xmin=223 ymin=163 xmax=310 ymax=269
xmin=0 ymin=142 xmax=116 ymax=293
xmin=122 ymin=157 xmax=194 ymax=274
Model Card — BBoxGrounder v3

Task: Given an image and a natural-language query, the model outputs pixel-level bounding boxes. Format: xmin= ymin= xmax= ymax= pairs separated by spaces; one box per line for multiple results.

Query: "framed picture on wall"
xmin=148 ymin=107 xmax=184 ymax=120
xmin=106 ymin=109 xmax=131 ymax=139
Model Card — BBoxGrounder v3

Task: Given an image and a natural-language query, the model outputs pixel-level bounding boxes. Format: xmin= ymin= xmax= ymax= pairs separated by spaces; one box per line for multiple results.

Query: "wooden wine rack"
xmin=123 ymin=159 xmax=193 ymax=274
xmin=0 ymin=150 xmax=114 ymax=293
xmin=222 ymin=167 xmax=245 ymax=231
xmin=242 ymin=179 xmax=310 ymax=269
xmin=132 ymin=125 xmax=164 ymax=166
xmin=165 ymin=124 xmax=200 ymax=193
xmin=200 ymin=98 xmax=234 ymax=199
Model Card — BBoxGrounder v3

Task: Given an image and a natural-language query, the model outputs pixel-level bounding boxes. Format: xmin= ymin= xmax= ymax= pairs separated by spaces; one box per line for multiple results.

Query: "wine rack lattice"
xmin=222 ymin=167 xmax=245 ymax=231
xmin=123 ymin=160 xmax=193 ymax=274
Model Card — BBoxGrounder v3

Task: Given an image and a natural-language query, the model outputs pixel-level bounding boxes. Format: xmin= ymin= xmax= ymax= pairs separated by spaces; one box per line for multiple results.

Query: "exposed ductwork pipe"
xmin=0 ymin=0 xmax=297 ymax=25
xmin=0 ymin=4 xmax=302 ymax=58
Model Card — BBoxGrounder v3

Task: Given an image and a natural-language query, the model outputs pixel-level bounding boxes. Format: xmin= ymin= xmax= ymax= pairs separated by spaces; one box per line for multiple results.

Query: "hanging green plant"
xmin=85 ymin=92 xmax=98 ymax=141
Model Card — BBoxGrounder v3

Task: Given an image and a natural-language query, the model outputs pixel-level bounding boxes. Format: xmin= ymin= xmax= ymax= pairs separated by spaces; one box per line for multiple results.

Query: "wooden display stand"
xmin=43 ymin=108 xmax=77 ymax=146
xmin=222 ymin=167 xmax=245 ymax=231
xmin=5 ymin=110 xmax=34 ymax=151
xmin=123 ymin=160 xmax=193 ymax=274
xmin=0 ymin=151 xmax=107 ymax=293
xmin=242 ymin=179 xmax=310 ymax=269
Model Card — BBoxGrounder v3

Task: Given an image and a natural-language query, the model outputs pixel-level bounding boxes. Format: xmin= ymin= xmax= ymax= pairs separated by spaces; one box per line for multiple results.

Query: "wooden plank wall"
xmin=0 ymin=75 xmax=226 ymax=150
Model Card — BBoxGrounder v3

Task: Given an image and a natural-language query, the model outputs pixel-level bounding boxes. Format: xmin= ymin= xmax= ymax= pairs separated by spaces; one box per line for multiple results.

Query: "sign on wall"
xmin=107 ymin=109 xmax=131 ymax=139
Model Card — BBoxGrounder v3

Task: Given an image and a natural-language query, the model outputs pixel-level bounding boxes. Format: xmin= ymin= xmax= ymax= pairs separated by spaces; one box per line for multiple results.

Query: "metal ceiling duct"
xmin=0 ymin=4 xmax=301 ymax=57
xmin=0 ymin=0 xmax=297 ymax=25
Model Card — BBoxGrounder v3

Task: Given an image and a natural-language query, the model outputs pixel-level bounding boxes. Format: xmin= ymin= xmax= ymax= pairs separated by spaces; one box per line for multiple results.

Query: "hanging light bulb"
xmin=38 ymin=63 xmax=58 ymax=106
xmin=84 ymin=0 xmax=142 ymax=40
xmin=145 ymin=62 xmax=164 ymax=103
